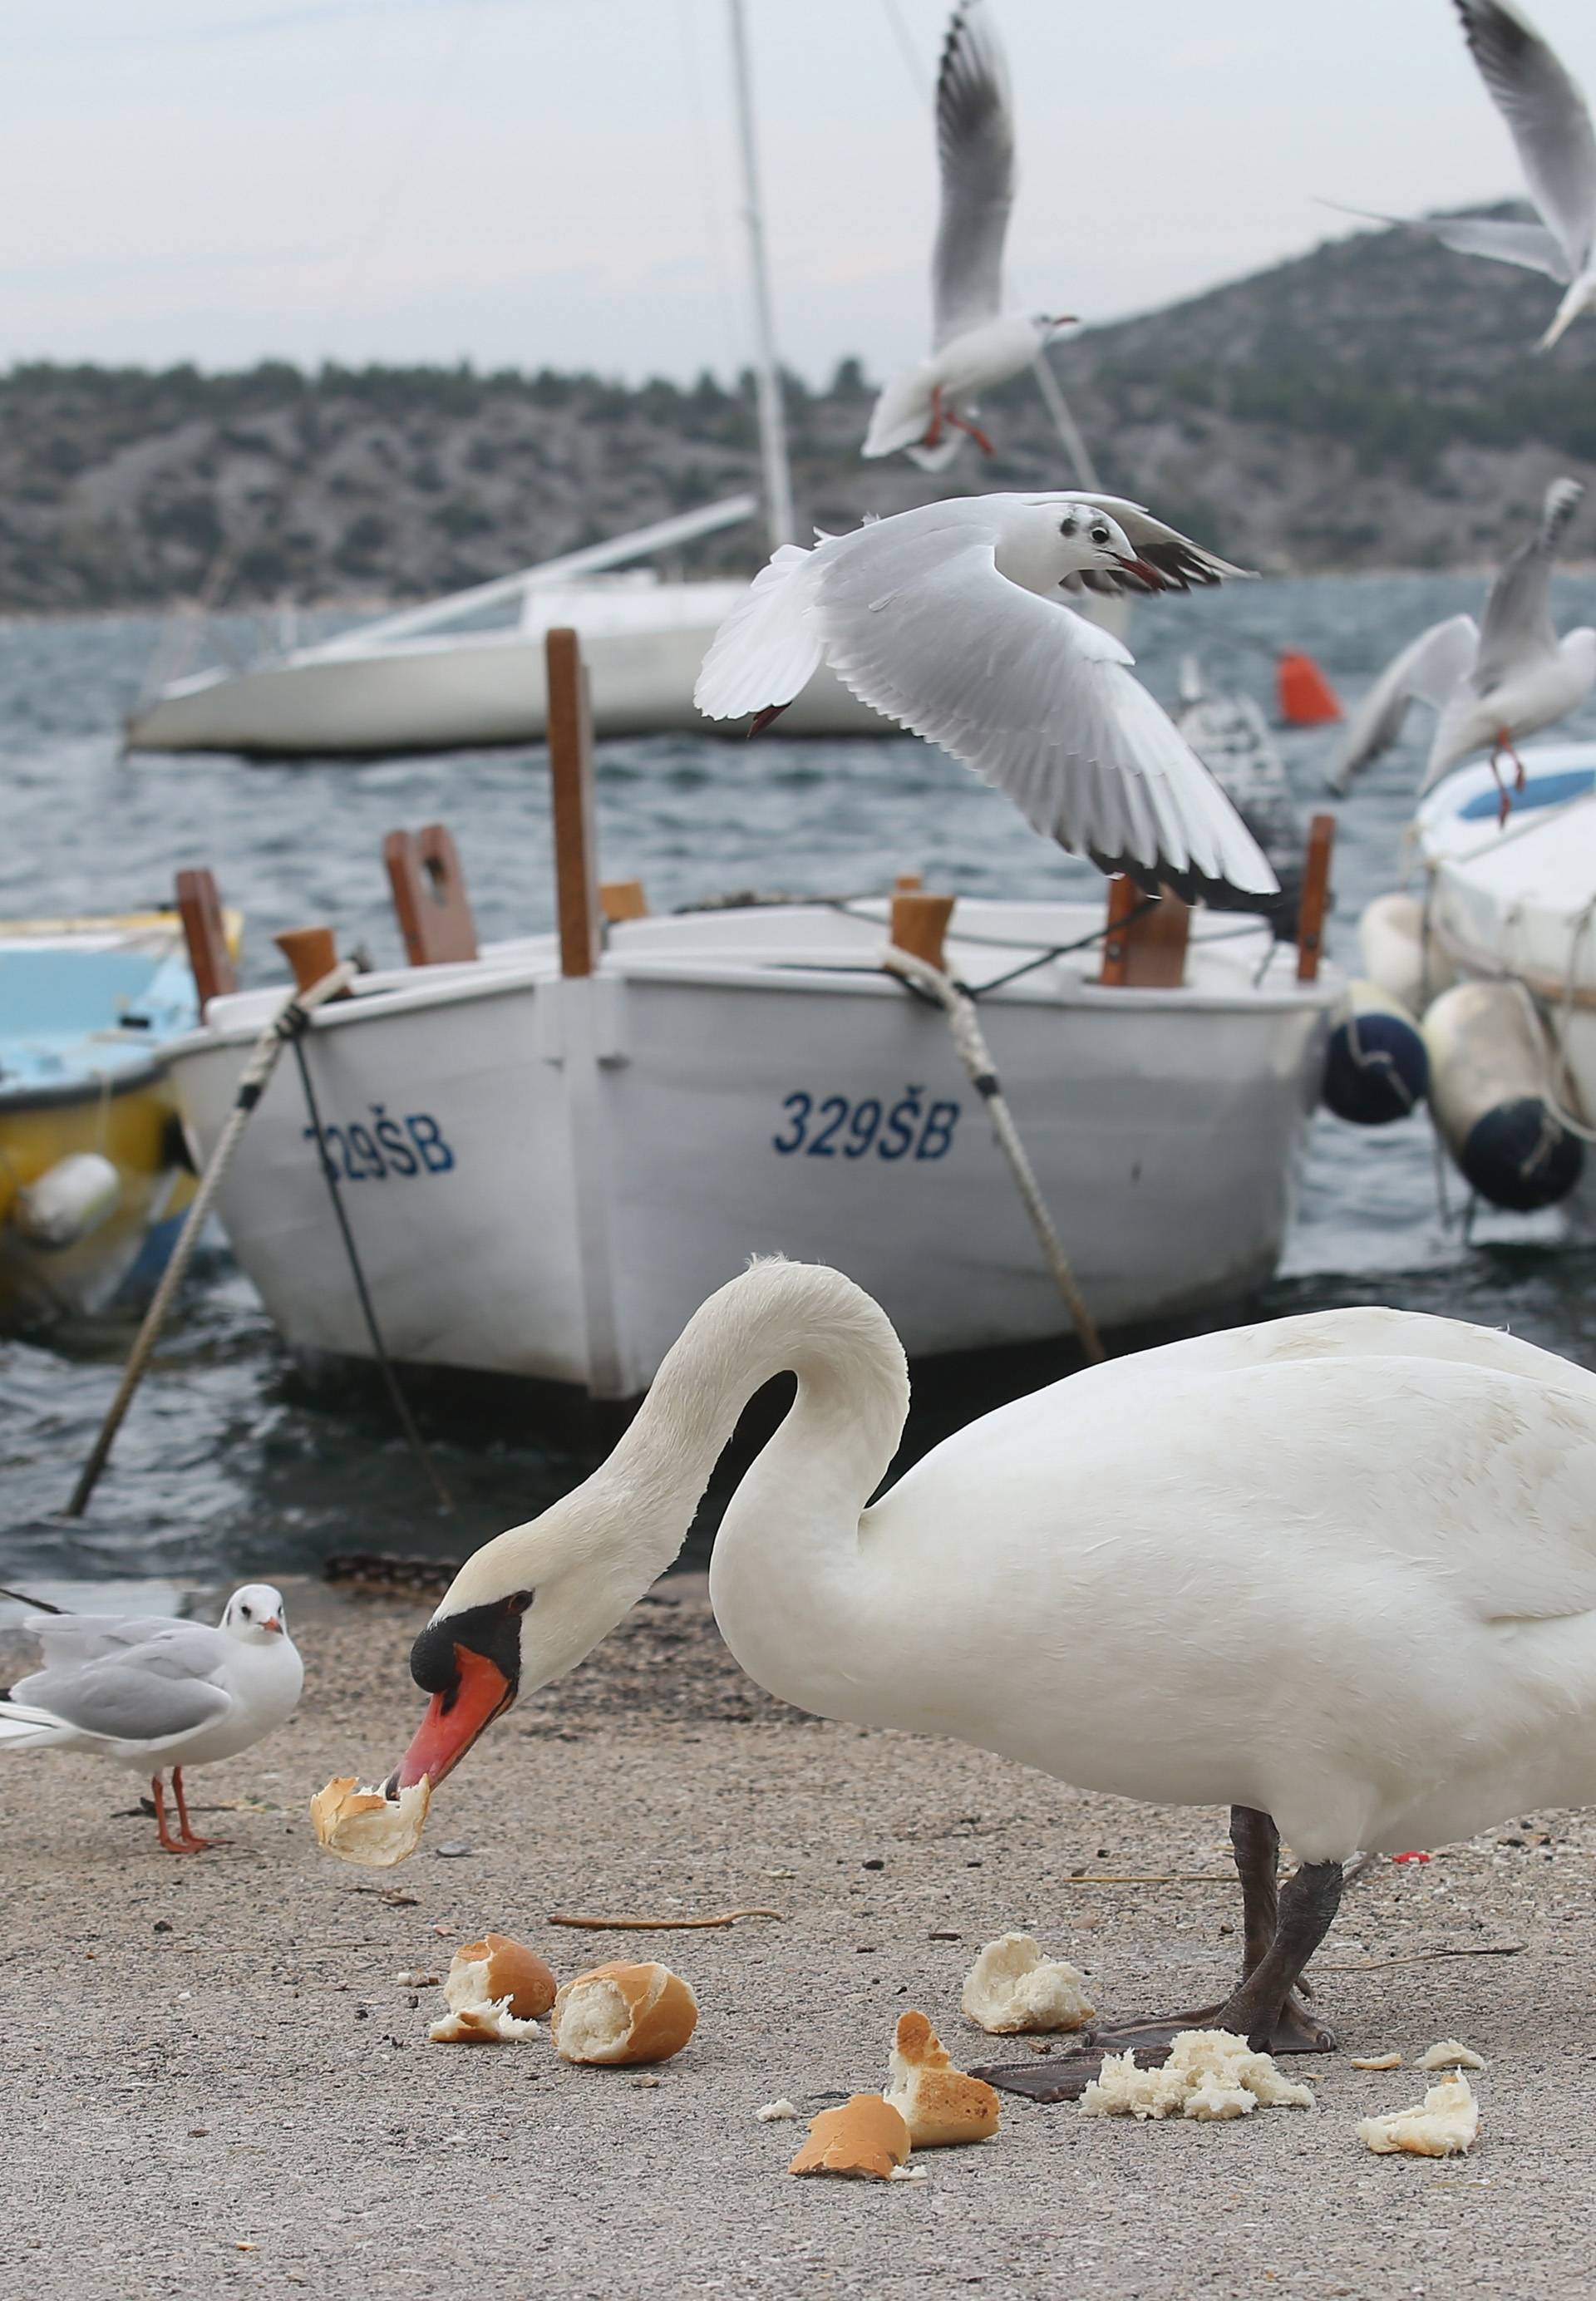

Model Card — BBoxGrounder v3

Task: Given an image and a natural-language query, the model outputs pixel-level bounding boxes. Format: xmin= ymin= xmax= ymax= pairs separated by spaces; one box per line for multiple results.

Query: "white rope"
xmin=66 ymin=962 xmax=357 ymax=1517
xmin=882 ymin=941 xmax=1105 ymax=1362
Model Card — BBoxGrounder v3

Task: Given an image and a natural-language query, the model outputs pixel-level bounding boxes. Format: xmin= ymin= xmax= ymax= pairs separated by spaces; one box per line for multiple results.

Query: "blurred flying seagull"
xmin=863 ymin=2 xmax=1074 ymax=468
xmin=0 ymin=1583 xmax=303 ymax=1852
xmin=1328 ymin=478 xmax=1596 ymax=820
xmin=695 ymin=493 xmax=1277 ymax=909
xmin=1343 ymin=1 xmax=1596 ymax=351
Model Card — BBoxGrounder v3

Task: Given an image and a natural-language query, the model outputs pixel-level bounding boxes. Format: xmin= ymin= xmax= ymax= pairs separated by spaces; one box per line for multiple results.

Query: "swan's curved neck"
xmin=596 ymin=1264 xmax=910 ymax=1604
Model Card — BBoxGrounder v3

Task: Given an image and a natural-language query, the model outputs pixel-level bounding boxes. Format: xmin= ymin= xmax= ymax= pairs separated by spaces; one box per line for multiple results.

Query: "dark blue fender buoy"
xmin=1323 ymin=983 xmax=1429 ymax=1126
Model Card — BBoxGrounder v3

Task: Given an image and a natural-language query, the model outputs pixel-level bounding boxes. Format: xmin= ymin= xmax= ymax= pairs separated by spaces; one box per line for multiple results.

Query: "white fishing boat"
xmin=159 ymin=631 xmax=1341 ymax=1405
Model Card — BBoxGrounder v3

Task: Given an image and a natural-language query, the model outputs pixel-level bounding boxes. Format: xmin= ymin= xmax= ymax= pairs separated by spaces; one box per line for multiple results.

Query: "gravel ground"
xmin=3 ymin=1576 xmax=1592 ymax=2301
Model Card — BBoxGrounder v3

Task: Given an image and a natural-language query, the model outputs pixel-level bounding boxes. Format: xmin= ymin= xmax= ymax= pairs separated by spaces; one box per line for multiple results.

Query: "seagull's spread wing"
xmin=810 ymin=519 xmax=1277 ymax=904
xmin=1326 ymin=199 xmax=1572 ymax=281
xmin=24 ymin=1611 xmax=193 ymax=1669
xmin=931 ymin=1 xmax=1015 ymax=350
xmin=1456 ymin=0 xmax=1596 ymax=275
xmin=1059 ymin=495 xmax=1255 ymax=597
xmin=9 ymin=1626 xmax=234 ymax=1747
xmin=1326 ymin=615 xmax=1480 ymax=791
xmin=1474 ymin=475 xmax=1584 ymax=691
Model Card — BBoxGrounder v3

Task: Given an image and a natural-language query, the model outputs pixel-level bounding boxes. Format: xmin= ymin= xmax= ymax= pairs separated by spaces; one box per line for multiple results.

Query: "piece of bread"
xmin=1357 ymin=2072 xmax=1480 ymax=2157
xmin=960 ymin=1933 xmax=1095 ymax=2033
xmin=446 ymin=1935 xmax=557 ymax=2023
xmin=1418 ymin=2038 xmax=1486 ymax=2072
xmin=309 ymin=1775 xmax=430 ymax=1868
xmin=550 ymin=1961 xmax=697 ymax=2066
xmin=788 ymin=2095 xmax=911 ymax=2180
xmin=884 ymin=2011 xmax=1001 ymax=2147
xmin=428 ymin=2003 xmax=542 ymax=2044
xmin=1079 ymin=2028 xmax=1316 ymax=2122
xmin=1351 ymin=2053 xmax=1404 ymax=2071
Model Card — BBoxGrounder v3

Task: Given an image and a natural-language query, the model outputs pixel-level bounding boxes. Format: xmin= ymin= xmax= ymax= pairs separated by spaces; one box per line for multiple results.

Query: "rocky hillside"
xmin=2 ymin=214 xmax=1594 ymax=612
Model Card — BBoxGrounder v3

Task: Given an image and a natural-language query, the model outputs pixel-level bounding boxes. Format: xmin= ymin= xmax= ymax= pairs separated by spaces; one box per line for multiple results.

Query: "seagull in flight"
xmin=863 ymin=2 xmax=1073 ymax=468
xmin=0 ymin=1583 xmax=303 ymax=1852
xmin=1328 ymin=478 xmax=1596 ymax=821
xmin=1346 ymin=1 xmax=1596 ymax=351
xmin=695 ymin=493 xmax=1277 ymax=909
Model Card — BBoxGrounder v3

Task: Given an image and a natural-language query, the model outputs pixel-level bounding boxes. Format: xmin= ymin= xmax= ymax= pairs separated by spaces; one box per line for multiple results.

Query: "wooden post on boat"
xmin=894 ymin=871 xmax=923 ymax=893
xmin=889 ymin=889 xmax=955 ymax=973
xmin=175 ymin=867 xmax=237 ymax=1011
xmin=1297 ymin=813 xmax=1336 ymax=983
xmin=274 ymin=924 xmax=347 ymax=996
xmin=547 ymin=625 xmax=602 ymax=980
xmin=600 ymin=879 xmax=648 ymax=923
xmin=1099 ymin=880 xmax=1190 ymax=989
xmin=384 ymin=824 xmax=479 ymax=965
xmin=544 ymin=627 xmax=625 ymax=1402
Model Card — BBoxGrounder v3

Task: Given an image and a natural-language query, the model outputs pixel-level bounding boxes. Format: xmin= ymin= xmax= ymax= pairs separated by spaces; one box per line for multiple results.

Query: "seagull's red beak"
xmin=394 ymin=1647 xmax=516 ymax=1791
xmin=261 ymin=1614 xmax=283 ymax=1634
xmin=1116 ymin=554 xmax=1163 ymax=586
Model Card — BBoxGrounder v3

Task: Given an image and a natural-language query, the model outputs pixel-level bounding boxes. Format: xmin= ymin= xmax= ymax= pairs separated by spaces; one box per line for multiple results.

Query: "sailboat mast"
xmin=726 ymin=0 xmax=797 ymax=549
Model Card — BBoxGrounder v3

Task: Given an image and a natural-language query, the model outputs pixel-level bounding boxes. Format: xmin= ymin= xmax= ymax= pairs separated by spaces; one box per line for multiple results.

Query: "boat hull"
xmin=165 ymin=908 xmax=1331 ymax=1400
xmin=125 ymin=614 xmax=883 ymax=755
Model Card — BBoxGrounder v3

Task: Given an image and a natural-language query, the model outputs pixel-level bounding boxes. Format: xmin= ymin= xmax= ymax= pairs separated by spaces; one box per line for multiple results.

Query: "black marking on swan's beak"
xmin=392 ymin=1594 xmax=529 ymax=1791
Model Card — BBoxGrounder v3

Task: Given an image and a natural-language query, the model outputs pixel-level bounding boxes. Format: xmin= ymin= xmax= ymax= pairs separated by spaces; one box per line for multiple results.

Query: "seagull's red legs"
xmin=150 ymin=1771 xmax=192 ymax=1854
xmin=947 ymin=408 xmax=996 ymax=455
xmin=921 ymin=386 xmax=944 ymax=451
xmin=171 ymin=1764 xmax=221 ymax=1851
xmin=1488 ymin=731 xmax=1524 ymax=827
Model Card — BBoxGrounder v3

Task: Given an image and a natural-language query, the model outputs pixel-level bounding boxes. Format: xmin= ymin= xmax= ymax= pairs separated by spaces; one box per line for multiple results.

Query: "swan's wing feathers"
xmin=695 ymin=544 xmax=824 ymax=719
xmin=932 ymin=0 xmax=1015 ymax=348
xmin=814 ymin=532 xmax=1277 ymax=904
xmin=1327 ymin=615 xmax=1480 ymax=791
xmin=1475 ymin=476 xmax=1584 ymax=689
xmin=1071 ymin=495 xmax=1257 ymax=592
xmin=1456 ymin=0 xmax=1596 ymax=274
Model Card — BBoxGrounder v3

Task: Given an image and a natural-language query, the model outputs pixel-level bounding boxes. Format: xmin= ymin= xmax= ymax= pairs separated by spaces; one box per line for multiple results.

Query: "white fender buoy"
xmin=1422 ymin=983 xmax=1582 ymax=1211
xmin=1323 ymin=980 xmax=1429 ymax=1126
xmin=1357 ymin=892 xmax=1456 ymax=1017
xmin=12 ymin=1152 xmax=122 ymax=1249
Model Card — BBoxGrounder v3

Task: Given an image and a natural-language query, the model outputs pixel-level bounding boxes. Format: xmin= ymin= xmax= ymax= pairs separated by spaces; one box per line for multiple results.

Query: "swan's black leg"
xmin=973 ymin=1815 xmax=1340 ymax=2103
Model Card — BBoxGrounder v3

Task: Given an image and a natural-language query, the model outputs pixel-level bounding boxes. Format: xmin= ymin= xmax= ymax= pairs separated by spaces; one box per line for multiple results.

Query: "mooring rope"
xmin=65 ymin=962 xmax=358 ymax=1518
xmin=881 ymin=940 xmax=1106 ymax=1362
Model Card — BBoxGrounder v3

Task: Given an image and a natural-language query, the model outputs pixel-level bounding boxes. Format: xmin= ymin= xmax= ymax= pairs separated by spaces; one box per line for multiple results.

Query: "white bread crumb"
xmin=1080 ymin=2029 xmax=1316 ymax=2122
xmin=888 ymin=2165 xmax=929 ymax=2182
xmin=960 ymin=1934 xmax=1095 ymax=2033
xmin=1419 ymin=2038 xmax=1487 ymax=2072
xmin=756 ymin=2099 xmax=799 ymax=2122
xmin=427 ymin=2003 xmax=542 ymax=2044
xmin=1357 ymin=2071 xmax=1479 ymax=2156
xmin=1351 ymin=2053 xmax=1404 ymax=2071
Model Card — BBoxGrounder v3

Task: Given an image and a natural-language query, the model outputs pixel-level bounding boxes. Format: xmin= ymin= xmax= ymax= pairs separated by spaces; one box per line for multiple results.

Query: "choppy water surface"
xmin=4 ymin=569 xmax=1596 ymax=1586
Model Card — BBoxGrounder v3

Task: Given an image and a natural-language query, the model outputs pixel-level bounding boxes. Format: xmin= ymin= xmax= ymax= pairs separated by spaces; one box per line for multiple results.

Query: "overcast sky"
xmin=1 ymin=0 xmax=1587 ymax=382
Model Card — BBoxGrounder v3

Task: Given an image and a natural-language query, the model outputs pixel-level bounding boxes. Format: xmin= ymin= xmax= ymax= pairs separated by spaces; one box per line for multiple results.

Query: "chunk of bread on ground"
xmin=884 ymin=2011 xmax=1001 ymax=2146
xmin=551 ymin=1961 xmax=697 ymax=2066
xmin=788 ymin=2095 xmax=911 ymax=2180
xmin=428 ymin=2003 xmax=543 ymax=2044
xmin=1419 ymin=2038 xmax=1487 ymax=2072
xmin=1080 ymin=2029 xmax=1316 ymax=2122
xmin=959 ymin=1933 xmax=1095 ymax=2033
xmin=309 ymin=1775 xmax=430 ymax=1868
xmin=1357 ymin=2072 xmax=1480 ymax=2157
xmin=1351 ymin=2053 xmax=1404 ymax=2071
xmin=445 ymin=1934 xmax=558 ymax=2023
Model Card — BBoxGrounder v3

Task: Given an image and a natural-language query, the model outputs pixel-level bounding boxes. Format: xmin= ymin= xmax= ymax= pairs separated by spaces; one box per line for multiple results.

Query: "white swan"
xmin=388 ymin=1260 xmax=1596 ymax=2071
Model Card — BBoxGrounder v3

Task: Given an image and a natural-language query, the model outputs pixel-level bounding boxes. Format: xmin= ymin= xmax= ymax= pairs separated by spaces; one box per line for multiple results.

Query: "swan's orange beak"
xmin=393 ymin=1647 xmax=516 ymax=1790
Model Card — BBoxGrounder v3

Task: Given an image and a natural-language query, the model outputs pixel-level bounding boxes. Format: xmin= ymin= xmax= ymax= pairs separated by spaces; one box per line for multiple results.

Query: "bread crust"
xmin=789 ymin=2095 xmax=911 ymax=2180
xmin=551 ymin=1960 xmax=698 ymax=2065
xmin=884 ymin=2010 xmax=1001 ymax=2146
xmin=309 ymin=1775 xmax=431 ymax=1868
xmin=450 ymin=1934 xmax=558 ymax=2021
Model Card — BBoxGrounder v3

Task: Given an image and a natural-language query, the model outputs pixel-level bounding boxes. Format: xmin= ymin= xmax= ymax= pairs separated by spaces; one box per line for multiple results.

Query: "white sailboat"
xmin=123 ymin=4 xmax=880 ymax=760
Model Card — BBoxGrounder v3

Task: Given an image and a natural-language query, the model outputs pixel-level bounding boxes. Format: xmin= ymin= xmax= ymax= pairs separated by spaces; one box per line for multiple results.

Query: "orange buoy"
xmin=1276 ymin=650 xmax=1342 ymax=727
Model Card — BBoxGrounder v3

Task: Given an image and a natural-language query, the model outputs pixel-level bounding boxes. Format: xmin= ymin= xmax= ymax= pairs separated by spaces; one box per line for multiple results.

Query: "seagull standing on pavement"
xmin=1328 ymin=479 xmax=1596 ymax=820
xmin=696 ymin=492 xmax=1278 ymax=908
xmin=864 ymin=2 xmax=1074 ymax=468
xmin=0 ymin=1583 xmax=303 ymax=1852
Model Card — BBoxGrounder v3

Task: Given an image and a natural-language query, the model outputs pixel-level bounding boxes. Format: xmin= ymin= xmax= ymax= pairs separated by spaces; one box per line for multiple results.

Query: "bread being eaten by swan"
xmin=551 ymin=1961 xmax=697 ymax=2066
xmin=884 ymin=2011 xmax=1001 ymax=2146
xmin=309 ymin=1775 xmax=430 ymax=1868
xmin=960 ymin=1933 xmax=1095 ymax=2033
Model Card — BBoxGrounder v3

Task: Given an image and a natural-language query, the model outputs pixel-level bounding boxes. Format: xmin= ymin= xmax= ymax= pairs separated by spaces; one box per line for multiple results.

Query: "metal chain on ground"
xmin=881 ymin=940 xmax=1105 ymax=1362
xmin=65 ymin=962 xmax=358 ymax=1518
